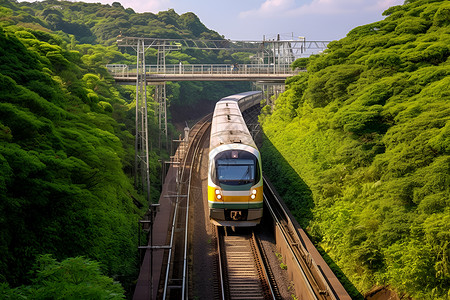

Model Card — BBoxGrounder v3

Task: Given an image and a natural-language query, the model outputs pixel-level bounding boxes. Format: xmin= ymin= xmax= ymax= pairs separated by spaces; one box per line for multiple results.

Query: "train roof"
xmin=210 ymin=100 xmax=256 ymax=151
xmin=218 ymin=91 xmax=262 ymax=104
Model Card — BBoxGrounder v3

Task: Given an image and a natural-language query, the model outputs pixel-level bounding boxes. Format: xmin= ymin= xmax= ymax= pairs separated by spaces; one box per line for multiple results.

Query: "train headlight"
xmin=250 ymin=189 xmax=257 ymax=199
xmin=215 ymin=189 xmax=223 ymax=200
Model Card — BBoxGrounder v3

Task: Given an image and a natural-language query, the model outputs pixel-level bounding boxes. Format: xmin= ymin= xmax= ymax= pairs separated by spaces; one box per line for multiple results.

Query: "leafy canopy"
xmin=260 ymin=0 xmax=450 ymax=298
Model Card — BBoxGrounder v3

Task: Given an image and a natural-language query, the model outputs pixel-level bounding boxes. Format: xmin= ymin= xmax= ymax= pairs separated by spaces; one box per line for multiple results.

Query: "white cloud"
xmin=369 ymin=0 xmax=404 ymax=11
xmin=240 ymin=0 xmax=404 ymax=18
xmin=259 ymin=0 xmax=295 ymax=13
xmin=240 ymin=0 xmax=295 ymax=18
xmin=289 ymin=0 xmax=360 ymax=15
xmin=124 ymin=0 xmax=172 ymax=13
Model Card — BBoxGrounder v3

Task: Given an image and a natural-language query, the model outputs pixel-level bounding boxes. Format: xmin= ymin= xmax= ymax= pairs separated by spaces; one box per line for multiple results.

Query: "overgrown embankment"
xmin=0 ymin=0 xmax=254 ymax=296
xmin=260 ymin=0 xmax=449 ymax=298
xmin=0 ymin=25 xmax=152 ymax=296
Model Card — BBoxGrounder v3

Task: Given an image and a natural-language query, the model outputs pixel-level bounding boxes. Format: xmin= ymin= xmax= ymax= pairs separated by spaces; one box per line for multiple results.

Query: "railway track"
xmin=154 ymin=99 xmax=350 ymax=300
xmin=242 ymin=101 xmax=351 ymax=300
xmin=262 ymin=177 xmax=352 ymax=300
xmin=216 ymin=227 xmax=277 ymax=300
xmin=162 ymin=115 xmax=211 ymax=300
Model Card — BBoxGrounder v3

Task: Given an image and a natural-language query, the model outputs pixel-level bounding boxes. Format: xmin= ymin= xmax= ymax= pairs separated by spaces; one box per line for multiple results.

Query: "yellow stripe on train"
xmin=207 ymin=185 xmax=263 ymax=204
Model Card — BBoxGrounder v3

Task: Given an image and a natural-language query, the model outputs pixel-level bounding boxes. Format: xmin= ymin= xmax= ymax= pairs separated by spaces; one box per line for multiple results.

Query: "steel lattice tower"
xmin=134 ymin=39 xmax=151 ymax=202
xmin=115 ymin=35 xmax=329 ymax=197
xmin=117 ymin=38 xmax=180 ymax=199
xmin=157 ymin=45 xmax=168 ymax=149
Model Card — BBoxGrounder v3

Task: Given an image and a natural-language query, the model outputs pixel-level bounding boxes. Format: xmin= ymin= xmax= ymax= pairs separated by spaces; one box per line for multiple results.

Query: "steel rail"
xmin=162 ymin=118 xmax=211 ymax=300
xmin=162 ymin=128 xmax=190 ymax=300
xmin=182 ymin=120 xmax=211 ymax=300
xmin=181 ymin=146 xmax=193 ymax=300
xmin=181 ymin=154 xmax=192 ymax=300
xmin=162 ymin=168 xmax=183 ymax=300
xmin=217 ymin=227 xmax=275 ymax=300
xmin=216 ymin=226 xmax=226 ymax=300
xmin=263 ymin=190 xmax=318 ymax=299
xmin=263 ymin=176 xmax=338 ymax=300
xmin=251 ymin=231 xmax=278 ymax=300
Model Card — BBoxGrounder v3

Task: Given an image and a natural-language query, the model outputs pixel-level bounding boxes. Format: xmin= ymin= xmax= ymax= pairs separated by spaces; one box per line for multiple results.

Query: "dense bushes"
xmin=0 ymin=0 xmax=222 ymax=44
xmin=0 ymin=25 xmax=151 ymax=296
xmin=260 ymin=0 xmax=449 ymax=298
xmin=0 ymin=1 xmax=252 ymax=296
xmin=1 ymin=255 xmax=125 ymax=299
xmin=0 ymin=0 xmax=253 ymax=121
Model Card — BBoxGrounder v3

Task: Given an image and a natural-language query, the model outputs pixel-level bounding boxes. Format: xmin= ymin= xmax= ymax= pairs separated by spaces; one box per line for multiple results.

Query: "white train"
xmin=207 ymin=91 xmax=263 ymax=227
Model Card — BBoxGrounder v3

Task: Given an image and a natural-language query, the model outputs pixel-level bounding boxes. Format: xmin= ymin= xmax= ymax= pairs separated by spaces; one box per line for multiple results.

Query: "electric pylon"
xmin=134 ymin=39 xmax=151 ymax=202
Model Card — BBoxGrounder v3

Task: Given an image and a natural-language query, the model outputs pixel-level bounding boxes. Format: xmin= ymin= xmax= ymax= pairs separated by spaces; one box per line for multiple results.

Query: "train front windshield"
xmin=213 ymin=150 xmax=259 ymax=186
xmin=217 ymin=159 xmax=255 ymax=185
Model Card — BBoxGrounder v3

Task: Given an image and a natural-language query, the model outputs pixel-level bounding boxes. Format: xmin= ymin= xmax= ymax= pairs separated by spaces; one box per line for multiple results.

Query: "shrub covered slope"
xmin=260 ymin=0 xmax=449 ymax=298
xmin=0 ymin=0 xmax=252 ymax=113
xmin=0 ymin=0 xmax=246 ymax=296
xmin=0 ymin=1 xmax=253 ymax=295
xmin=0 ymin=24 xmax=152 ymax=293
xmin=0 ymin=0 xmax=221 ymax=43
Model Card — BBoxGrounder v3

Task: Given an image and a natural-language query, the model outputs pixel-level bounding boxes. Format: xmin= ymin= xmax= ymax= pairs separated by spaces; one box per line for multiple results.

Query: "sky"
xmin=68 ymin=0 xmax=404 ymax=41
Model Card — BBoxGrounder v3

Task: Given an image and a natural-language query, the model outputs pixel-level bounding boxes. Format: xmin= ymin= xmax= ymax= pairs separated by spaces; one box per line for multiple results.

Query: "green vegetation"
xmin=0 ymin=24 xmax=150 ymax=296
xmin=0 ymin=0 xmax=252 ymax=117
xmin=275 ymin=252 xmax=288 ymax=270
xmin=3 ymin=0 xmax=447 ymax=298
xmin=0 ymin=0 xmax=253 ymax=296
xmin=260 ymin=0 xmax=449 ymax=298
xmin=0 ymin=0 xmax=221 ymax=44
xmin=0 ymin=0 xmax=252 ymax=297
xmin=1 ymin=255 xmax=125 ymax=299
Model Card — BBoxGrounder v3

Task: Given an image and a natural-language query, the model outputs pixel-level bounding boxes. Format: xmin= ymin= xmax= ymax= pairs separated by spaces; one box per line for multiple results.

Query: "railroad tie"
xmin=225 ymin=236 xmax=265 ymax=300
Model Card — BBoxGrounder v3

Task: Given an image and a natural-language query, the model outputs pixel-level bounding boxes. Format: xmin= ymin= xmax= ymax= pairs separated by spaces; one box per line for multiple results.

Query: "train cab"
xmin=207 ymin=92 xmax=263 ymax=227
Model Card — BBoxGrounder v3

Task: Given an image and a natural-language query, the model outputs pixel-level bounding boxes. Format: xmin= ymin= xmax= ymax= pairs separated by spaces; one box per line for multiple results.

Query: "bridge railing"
xmin=106 ymin=63 xmax=300 ymax=78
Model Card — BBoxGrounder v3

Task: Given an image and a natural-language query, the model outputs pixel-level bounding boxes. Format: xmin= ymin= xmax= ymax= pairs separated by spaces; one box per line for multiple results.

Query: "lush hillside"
xmin=0 ymin=0 xmax=222 ymax=43
xmin=0 ymin=24 xmax=154 ymax=295
xmin=260 ymin=0 xmax=449 ymax=298
xmin=0 ymin=0 xmax=252 ymax=118
xmin=3 ymin=0 xmax=447 ymax=298
xmin=0 ymin=0 xmax=249 ymax=297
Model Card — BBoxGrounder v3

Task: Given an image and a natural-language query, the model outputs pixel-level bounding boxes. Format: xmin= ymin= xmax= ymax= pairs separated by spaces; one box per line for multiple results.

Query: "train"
xmin=208 ymin=91 xmax=263 ymax=227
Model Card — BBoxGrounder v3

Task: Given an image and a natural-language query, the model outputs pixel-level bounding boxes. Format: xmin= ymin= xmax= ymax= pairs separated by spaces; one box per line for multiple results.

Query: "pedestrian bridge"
xmin=106 ymin=63 xmax=302 ymax=83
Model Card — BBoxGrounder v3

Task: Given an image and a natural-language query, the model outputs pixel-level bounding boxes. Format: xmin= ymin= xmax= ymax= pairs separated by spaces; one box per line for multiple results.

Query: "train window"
xmin=216 ymin=159 xmax=255 ymax=185
xmin=212 ymin=150 xmax=260 ymax=186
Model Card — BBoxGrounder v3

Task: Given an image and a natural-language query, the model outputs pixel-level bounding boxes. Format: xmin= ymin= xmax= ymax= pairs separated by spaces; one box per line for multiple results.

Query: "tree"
xmin=260 ymin=0 xmax=450 ymax=298
xmin=1 ymin=255 xmax=125 ymax=299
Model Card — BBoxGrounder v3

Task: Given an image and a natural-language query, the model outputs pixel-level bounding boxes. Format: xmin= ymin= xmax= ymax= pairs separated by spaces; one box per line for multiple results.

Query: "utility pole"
xmin=134 ymin=39 xmax=151 ymax=203
xmin=118 ymin=38 xmax=179 ymax=199
xmin=157 ymin=45 xmax=168 ymax=149
xmin=116 ymin=35 xmax=329 ymax=192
